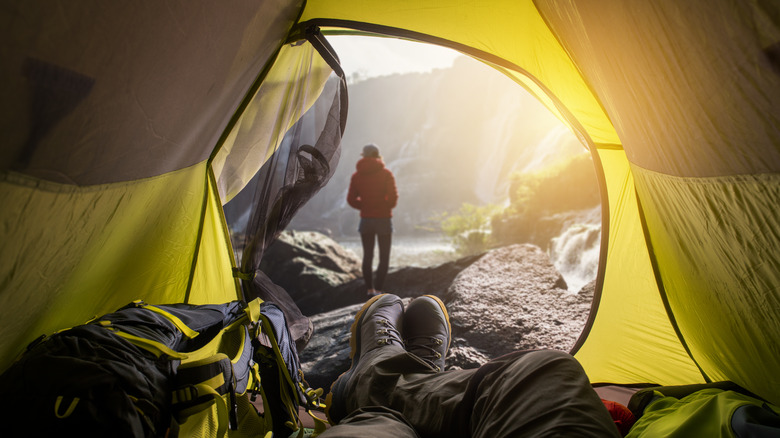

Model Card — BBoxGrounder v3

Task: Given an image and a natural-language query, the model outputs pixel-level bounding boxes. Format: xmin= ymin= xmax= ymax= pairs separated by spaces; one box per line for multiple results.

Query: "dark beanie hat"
xmin=361 ymin=144 xmax=380 ymax=158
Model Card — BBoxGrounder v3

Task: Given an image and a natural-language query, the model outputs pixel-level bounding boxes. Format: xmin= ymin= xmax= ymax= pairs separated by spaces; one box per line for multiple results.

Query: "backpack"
xmin=0 ymin=298 xmax=325 ymax=437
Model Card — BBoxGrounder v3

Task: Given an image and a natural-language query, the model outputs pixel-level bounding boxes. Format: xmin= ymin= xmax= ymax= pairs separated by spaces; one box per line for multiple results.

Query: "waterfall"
xmin=548 ymin=207 xmax=601 ymax=294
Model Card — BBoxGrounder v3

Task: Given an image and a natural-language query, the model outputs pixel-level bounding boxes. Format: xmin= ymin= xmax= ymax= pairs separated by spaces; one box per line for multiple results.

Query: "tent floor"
xmin=594 ymin=385 xmax=639 ymax=407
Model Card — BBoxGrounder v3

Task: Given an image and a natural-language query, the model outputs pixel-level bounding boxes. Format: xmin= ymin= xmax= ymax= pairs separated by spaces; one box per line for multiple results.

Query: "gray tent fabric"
xmin=2 ymin=1 xmax=302 ymax=185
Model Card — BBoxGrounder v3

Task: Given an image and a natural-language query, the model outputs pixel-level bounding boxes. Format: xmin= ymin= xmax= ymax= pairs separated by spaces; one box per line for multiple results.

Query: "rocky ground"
xmin=261 ymin=230 xmax=594 ymax=392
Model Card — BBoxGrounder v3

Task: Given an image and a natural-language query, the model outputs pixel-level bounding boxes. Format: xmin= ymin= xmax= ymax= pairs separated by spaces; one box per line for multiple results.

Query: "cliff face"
xmin=289 ymin=57 xmax=584 ymax=237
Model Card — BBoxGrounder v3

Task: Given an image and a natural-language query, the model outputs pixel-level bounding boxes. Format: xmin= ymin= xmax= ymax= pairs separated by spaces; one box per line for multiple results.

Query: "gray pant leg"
xmin=342 ymin=348 xmax=619 ymax=438
xmin=319 ymin=407 xmax=419 ymax=438
xmin=468 ymin=350 xmax=620 ymax=438
xmin=335 ymin=345 xmax=470 ymax=436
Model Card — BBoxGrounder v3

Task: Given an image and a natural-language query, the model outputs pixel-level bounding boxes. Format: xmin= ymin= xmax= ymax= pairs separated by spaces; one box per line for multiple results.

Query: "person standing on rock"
xmin=347 ymin=144 xmax=399 ymax=297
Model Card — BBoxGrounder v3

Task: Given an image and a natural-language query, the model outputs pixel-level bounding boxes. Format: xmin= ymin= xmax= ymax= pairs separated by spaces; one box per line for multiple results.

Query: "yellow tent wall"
xmin=0 ymin=162 xmax=236 ymax=372
xmin=573 ymin=148 xmax=703 ymax=385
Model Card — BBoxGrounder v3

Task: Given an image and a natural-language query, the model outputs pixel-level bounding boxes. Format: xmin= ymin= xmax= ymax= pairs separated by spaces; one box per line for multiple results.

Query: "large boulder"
xmin=259 ymin=231 xmax=362 ymax=302
xmin=444 ymin=244 xmax=591 ymax=357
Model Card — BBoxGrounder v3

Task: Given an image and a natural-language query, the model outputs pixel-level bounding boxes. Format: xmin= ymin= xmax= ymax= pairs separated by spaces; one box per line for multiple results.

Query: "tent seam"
xmin=183 ymin=168 xmax=211 ymax=304
xmin=209 ymin=165 xmax=244 ymax=303
xmin=634 ymin=183 xmax=712 ymax=383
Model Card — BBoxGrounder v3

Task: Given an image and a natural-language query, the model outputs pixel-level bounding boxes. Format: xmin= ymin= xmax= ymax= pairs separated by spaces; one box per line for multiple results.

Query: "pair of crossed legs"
xmin=321 ymin=294 xmax=620 ymax=438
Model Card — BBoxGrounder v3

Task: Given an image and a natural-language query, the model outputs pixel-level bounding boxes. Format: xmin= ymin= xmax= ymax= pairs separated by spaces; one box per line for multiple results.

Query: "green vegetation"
xmin=434 ymin=203 xmax=502 ymax=255
xmin=437 ymin=153 xmax=600 ymax=254
xmin=507 ymin=153 xmax=598 ymax=216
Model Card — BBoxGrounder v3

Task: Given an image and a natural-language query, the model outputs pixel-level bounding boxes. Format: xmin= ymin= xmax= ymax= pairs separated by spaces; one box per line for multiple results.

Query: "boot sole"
xmin=324 ymin=293 xmax=390 ymax=424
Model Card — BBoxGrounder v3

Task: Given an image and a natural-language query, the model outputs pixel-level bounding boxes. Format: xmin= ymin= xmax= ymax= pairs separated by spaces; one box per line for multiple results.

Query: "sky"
xmin=328 ymin=35 xmax=464 ymax=80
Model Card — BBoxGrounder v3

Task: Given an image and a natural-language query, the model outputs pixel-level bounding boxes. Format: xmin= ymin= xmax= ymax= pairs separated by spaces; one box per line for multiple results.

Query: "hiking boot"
xmin=325 ymin=293 xmax=404 ymax=423
xmin=403 ymin=295 xmax=451 ymax=372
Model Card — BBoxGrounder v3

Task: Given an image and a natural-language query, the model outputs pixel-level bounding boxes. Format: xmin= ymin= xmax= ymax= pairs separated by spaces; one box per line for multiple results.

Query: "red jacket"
xmin=347 ymin=157 xmax=398 ymax=218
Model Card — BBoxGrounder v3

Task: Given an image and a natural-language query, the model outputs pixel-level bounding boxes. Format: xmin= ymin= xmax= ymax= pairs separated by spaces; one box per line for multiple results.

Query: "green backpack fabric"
xmin=0 ymin=298 xmax=318 ymax=437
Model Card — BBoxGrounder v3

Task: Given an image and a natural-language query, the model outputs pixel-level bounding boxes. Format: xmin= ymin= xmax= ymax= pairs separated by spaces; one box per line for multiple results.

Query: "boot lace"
xmin=405 ymin=336 xmax=445 ymax=369
xmin=375 ymin=318 xmax=403 ymax=346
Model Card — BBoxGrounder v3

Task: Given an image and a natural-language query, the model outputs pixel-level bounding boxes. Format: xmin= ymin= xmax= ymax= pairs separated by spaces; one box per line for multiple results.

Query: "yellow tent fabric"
xmin=573 ymin=149 xmax=703 ymax=386
xmin=0 ymin=162 xmax=236 ymax=372
xmin=2 ymin=0 xmax=779 ymax=414
xmin=300 ymin=0 xmax=620 ymax=147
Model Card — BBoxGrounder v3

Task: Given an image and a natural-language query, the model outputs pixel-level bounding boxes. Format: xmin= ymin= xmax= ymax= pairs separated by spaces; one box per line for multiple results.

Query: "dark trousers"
xmin=321 ymin=348 xmax=620 ymax=438
xmin=360 ymin=232 xmax=392 ymax=291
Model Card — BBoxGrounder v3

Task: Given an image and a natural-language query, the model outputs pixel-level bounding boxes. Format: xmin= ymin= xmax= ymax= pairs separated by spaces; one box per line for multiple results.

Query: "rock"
xmin=299 ymin=303 xmax=359 ymax=391
xmin=259 ymin=231 xmax=362 ymax=302
xmin=445 ymin=337 xmax=490 ymax=371
xmin=296 ymin=254 xmax=483 ymax=316
xmin=383 ymin=253 xmax=484 ymax=298
xmin=289 ymin=237 xmax=596 ymax=391
xmin=445 ymin=244 xmax=588 ymax=358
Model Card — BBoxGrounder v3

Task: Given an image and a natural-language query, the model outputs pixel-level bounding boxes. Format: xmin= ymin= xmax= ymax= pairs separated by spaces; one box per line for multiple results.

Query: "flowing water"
xmin=547 ymin=206 xmax=602 ymax=293
xmin=549 ymin=223 xmax=601 ymax=293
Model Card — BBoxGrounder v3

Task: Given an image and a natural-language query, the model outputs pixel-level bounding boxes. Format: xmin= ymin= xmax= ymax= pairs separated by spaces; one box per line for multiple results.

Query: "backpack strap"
xmin=244 ymin=297 xmax=263 ymax=324
xmin=133 ymin=301 xmax=200 ymax=339
xmin=104 ymin=324 xmax=189 ymax=360
xmin=303 ymin=387 xmax=330 ymax=436
xmin=246 ymin=301 xmax=314 ymax=437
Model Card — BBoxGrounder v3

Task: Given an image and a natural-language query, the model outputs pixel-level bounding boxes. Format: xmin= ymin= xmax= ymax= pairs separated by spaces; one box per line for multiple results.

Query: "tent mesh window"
xmin=224 ymin=66 xmax=346 ymax=344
